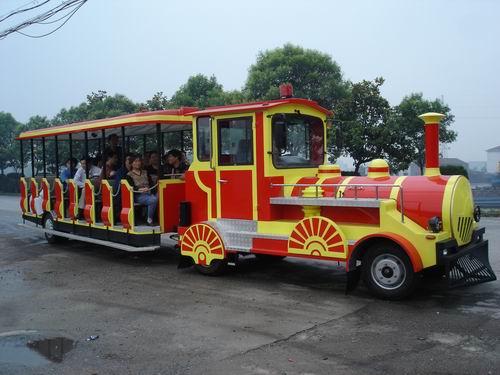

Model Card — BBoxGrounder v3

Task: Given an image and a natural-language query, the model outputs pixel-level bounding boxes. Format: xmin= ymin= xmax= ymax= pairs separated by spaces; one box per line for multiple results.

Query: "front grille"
xmin=447 ymin=249 xmax=496 ymax=288
xmin=457 ymin=216 xmax=473 ymax=244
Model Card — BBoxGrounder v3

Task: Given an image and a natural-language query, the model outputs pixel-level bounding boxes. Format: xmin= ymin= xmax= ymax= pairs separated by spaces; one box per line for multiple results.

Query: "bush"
xmin=440 ymin=165 xmax=468 ymax=178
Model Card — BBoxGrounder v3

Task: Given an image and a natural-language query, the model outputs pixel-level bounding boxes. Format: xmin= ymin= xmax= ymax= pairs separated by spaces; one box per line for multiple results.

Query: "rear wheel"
xmin=361 ymin=242 xmax=418 ymax=300
xmin=194 ymin=259 xmax=228 ymax=276
xmin=43 ymin=214 xmax=64 ymax=244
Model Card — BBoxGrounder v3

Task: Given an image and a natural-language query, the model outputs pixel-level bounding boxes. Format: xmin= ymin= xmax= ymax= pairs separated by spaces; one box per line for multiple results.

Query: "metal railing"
xmin=270 ymin=183 xmax=405 ymax=223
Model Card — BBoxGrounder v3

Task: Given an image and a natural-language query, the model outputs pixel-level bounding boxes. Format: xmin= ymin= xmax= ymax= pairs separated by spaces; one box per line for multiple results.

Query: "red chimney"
xmin=418 ymin=112 xmax=445 ymax=176
xmin=279 ymin=83 xmax=293 ymax=99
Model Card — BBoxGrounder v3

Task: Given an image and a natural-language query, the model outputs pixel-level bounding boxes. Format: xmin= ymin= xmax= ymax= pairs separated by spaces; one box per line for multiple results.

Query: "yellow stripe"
xmin=194 ymin=171 xmax=213 ymax=219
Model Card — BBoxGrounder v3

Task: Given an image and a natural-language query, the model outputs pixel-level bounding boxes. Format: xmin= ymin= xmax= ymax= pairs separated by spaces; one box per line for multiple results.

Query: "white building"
xmin=486 ymin=146 xmax=500 ymax=174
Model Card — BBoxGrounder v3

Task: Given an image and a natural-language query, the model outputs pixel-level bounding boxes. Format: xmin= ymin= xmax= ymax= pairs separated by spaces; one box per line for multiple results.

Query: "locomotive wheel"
xmin=43 ymin=214 xmax=64 ymax=244
xmin=255 ymin=254 xmax=286 ymax=263
xmin=194 ymin=259 xmax=228 ymax=276
xmin=361 ymin=243 xmax=418 ymax=300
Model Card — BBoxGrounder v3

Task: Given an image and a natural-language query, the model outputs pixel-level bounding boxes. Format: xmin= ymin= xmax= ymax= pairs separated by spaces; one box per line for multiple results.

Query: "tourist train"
xmin=17 ymin=85 xmax=496 ymax=299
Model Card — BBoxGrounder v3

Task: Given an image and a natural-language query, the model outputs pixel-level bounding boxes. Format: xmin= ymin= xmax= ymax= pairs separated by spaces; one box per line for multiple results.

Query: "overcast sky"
xmin=1 ymin=0 xmax=499 ymax=162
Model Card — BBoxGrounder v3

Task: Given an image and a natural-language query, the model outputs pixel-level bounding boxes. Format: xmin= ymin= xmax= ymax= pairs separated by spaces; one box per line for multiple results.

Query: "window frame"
xmin=196 ymin=116 xmax=212 ymax=162
xmin=271 ymin=113 xmax=325 ymax=170
xmin=216 ymin=116 xmax=254 ymax=166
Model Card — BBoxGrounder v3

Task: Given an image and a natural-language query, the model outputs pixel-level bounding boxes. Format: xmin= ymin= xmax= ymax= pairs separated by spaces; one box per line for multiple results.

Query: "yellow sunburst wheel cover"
xmin=180 ymin=224 xmax=225 ymax=265
xmin=288 ymin=217 xmax=347 ymax=258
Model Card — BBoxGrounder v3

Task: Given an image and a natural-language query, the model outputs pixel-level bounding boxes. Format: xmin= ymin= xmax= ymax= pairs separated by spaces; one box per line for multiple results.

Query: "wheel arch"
xmin=348 ymin=233 xmax=423 ymax=273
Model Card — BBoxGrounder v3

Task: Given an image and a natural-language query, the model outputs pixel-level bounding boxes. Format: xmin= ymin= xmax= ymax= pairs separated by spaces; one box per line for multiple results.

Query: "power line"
xmin=0 ymin=0 xmax=87 ymax=40
xmin=0 ymin=0 xmax=51 ymax=23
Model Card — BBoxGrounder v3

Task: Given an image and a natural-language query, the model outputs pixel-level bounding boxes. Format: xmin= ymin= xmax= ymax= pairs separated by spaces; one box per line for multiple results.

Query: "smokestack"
xmin=418 ymin=112 xmax=445 ymax=177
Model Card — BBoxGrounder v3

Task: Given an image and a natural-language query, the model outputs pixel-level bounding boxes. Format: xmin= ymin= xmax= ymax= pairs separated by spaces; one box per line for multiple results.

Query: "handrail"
xmin=132 ymin=183 xmax=158 ymax=194
xmin=270 ymin=183 xmax=405 ymax=223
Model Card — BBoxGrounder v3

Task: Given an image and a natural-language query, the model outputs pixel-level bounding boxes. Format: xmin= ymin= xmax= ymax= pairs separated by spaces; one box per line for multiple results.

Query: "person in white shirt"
xmin=73 ymin=158 xmax=102 ymax=218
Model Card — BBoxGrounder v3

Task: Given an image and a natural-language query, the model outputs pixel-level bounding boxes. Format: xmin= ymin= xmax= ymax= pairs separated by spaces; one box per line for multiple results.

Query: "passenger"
xmin=163 ymin=149 xmax=189 ymax=180
xmin=73 ymin=157 xmax=88 ymax=218
xmin=126 ymin=155 xmax=158 ymax=226
xmin=60 ymin=157 xmax=78 ymax=184
xmin=104 ymin=134 xmax=123 ymax=162
xmin=113 ymin=153 xmax=135 ymax=224
xmin=145 ymin=151 xmax=160 ymax=182
xmin=100 ymin=152 xmax=118 ymax=180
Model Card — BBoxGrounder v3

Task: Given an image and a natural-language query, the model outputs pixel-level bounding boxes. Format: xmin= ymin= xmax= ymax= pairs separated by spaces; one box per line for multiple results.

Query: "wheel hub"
xmin=371 ymin=254 xmax=406 ymax=290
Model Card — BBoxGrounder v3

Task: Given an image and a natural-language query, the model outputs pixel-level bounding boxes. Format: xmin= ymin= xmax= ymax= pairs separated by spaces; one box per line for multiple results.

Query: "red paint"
xmin=189 ymin=98 xmax=332 ymax=117
xmin=30 ymin=180 xmax=37 ymax=214
xmin=425 ymin=123 xmax=440 ymax=170
xmin=252 ymin=237 xmax=288 ymax=255
xmin=20 ymin=179 xmax=27 ymax=213
xmin=101 ymin=183 xmax=112 ymax=227
xmin=41 ymin=181 xmax=50 ymax=212
xmin=54 ymin=181 xmax=63 ymax=219
xmin=120 ymin=184 xmax=133 ymax=229
xmin=160 ymin=182 xmax=185 ymax=232
xmin=321 ymin=206 xmax=380 ymax=225
xmin=367 ymin=166 xmax=389 ymax=172
xmin=397 ymin=176 xmax=449 ymax=229
xmin=291 ymin=177 xmax=319 ymax=196
xmin=83 ymin=183 xmax=94 ymax=224
xmin=185 ymin=170 xmax=216 ymax=223
xmin=319 ymin=176 xmax=345 ymax=197
xmin=219 ymin=170 xmax=253 ymax=219
xmin=318 ymin=167 xmax=340 ymax=174
xmin=351 ymin=232 xmax=423 ymax=272
xmin=340 ymin=176 xmax=397 ymax=199
xmin=279 ymin=83 xmax=294 ymax=98
xmin=68 ymin=183 xmax=77 ymax=220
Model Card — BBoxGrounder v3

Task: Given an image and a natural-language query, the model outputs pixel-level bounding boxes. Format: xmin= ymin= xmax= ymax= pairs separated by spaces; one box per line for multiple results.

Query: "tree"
xmin=143 ymin=91 xmax=172 ymax=111
xmin=0 ymin=112 xmax=19 ymax=174
xmin=52 ymin=91 xmax=139 ymax=125
xmin=245 ymin=44 xmax=348 ymax=109
xmin=335 ymin=78 xmax=392 ymax=174
xmin=171 ymin=75 xmax=226 ymax=108
xmin=391 ymin=93 xmax=456 ymax=174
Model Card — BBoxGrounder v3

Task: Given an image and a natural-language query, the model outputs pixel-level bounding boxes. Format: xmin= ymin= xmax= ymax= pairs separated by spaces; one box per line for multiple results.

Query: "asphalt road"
xmin=0 ymin=195 xmax=499 ymax=375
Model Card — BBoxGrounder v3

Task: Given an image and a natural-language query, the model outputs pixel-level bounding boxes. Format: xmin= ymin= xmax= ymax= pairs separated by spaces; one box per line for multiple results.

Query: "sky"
xmin=0 ymin=0 xmax=499 ymax=162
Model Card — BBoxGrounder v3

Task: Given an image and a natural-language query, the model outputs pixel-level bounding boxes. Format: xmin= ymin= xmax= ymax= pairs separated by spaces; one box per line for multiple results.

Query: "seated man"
xmin=163 ymin=149 xmax=189 ymax=180
xmin=126 ymin=155 xmax=158 ymax=226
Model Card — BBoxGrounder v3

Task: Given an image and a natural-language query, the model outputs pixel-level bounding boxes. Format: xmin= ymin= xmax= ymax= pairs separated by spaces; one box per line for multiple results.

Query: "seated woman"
xmin=163 ymin=149 xmax=189 ymax=180
xmin=126 ymin=155 xmax=158 ymax=226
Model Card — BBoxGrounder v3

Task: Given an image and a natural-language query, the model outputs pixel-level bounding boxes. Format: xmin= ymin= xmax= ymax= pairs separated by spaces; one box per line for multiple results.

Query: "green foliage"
xmin=171 ymin=75 xmax=229 ymax=108
xmin=390 ymin=93 xmax=456 ymax=174
xmin=143 ymin=91 xmax=173 ymax=111
xmin=245 ymin=44 xmax=348 ymax=109
xmin=335 ymin=78 xmax=392 ymax=173
xmin=52 ymin=90 xmax=139 ymax=125
xmin=0 ymin=112 xmax=19 ymax=174
xmin=440 ymin=165 xmax=468 ymax=178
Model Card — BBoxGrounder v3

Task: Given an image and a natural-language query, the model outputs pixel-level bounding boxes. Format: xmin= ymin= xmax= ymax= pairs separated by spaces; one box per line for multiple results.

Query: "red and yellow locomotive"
xmin=18 ymin=86 xmax=496 ymax=299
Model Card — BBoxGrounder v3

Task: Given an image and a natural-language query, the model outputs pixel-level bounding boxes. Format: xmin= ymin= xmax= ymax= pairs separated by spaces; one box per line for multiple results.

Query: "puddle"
xmin=0 ymin=334 xmax=75 ymax=366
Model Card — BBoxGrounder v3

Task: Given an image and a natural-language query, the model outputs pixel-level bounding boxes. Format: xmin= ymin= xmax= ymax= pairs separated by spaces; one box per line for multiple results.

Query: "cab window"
xmin=217 ymin=117 xmax=253 ymax=166
xmin=196 ymin=117 xmax=211 ymax=162
xmin=271 ymin=114 xmax=324 ymax=168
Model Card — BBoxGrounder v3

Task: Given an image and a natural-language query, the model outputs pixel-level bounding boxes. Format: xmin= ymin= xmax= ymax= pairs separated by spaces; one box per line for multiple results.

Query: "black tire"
xmin=43 ymin=214 xmax=64 ymax=244
xmin=255 ymin=254 xmax=286 ymax=263
xmin=361 ymin=242 xmax=419 ymax=300
xmin=194 ymin=259 xmax=228 ymax=276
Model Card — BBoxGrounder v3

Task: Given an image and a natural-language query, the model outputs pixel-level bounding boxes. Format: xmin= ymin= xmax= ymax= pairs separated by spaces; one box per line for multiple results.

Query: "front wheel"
xmin=361 ymin=243 xmax=419 ymax=300
xmin=43 ymin=214 xmax=64 ymax=244
xmin=194 ymin=259 xmax=228 ymax=276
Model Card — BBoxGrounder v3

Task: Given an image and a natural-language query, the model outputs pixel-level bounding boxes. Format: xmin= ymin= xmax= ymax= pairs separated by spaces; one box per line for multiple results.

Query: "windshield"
xmin=271 ymin=114 xmax=324 ymax=168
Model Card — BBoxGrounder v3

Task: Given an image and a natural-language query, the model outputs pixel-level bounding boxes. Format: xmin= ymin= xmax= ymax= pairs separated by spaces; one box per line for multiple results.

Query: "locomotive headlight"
xmin=474 ymin=205 xmax=481 ymax=223
xmin=428 ymin=216 xmax=442 ymax=233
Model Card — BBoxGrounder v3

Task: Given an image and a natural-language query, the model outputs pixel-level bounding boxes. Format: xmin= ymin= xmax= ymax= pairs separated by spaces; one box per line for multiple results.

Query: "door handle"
xmin=218 ymin=179 xmax=228 ymax=184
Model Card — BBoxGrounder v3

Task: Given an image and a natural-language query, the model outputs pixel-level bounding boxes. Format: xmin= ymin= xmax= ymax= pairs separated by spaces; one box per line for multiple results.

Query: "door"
xmin=215 ymin=116 xmax=255 ymax=220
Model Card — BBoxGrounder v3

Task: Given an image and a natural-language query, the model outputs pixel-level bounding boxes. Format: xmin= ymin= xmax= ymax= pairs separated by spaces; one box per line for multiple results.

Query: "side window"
xmin=196 ymin=117 xmax=211 ymax=162
xmin=217 ymin=117 xmax=253 ymax=166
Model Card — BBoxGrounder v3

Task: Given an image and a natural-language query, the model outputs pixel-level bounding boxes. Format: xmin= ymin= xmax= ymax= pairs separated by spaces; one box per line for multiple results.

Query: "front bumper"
xmin=436 ymin=227 xmax=497 ymax=288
